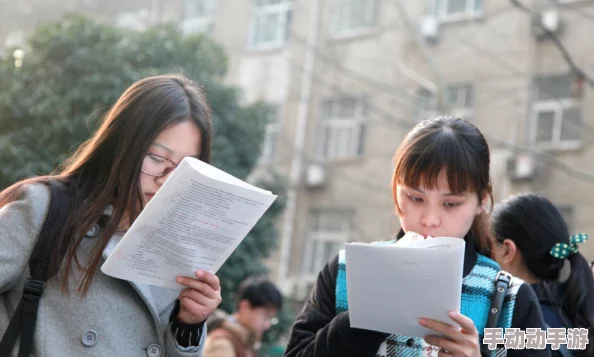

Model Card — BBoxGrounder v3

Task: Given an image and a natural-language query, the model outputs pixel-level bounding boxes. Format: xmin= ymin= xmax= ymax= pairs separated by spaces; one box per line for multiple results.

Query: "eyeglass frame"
xmin=140 ymin=153 xmax=179 ymax=177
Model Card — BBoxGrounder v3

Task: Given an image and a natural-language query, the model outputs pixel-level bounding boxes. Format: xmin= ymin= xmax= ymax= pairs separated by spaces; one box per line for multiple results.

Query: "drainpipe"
xmin=277 ymin=0 xmax=319 ymax=293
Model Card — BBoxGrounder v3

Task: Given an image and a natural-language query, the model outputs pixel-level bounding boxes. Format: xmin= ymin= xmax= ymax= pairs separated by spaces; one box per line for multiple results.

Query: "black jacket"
xmin=285 ymin=238 xmax=551 ymax=357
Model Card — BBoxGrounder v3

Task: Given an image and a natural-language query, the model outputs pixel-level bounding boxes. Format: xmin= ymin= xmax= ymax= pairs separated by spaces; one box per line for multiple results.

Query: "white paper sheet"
xmin=101 ymin=157 xmax=277 ymax=289
xmin=344 ymin=237 xmax=465 ymax=338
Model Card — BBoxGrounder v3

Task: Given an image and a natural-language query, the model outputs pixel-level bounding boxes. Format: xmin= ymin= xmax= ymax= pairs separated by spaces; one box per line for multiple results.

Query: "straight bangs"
xmin=392 ymin=130 xmax=483 ymax=206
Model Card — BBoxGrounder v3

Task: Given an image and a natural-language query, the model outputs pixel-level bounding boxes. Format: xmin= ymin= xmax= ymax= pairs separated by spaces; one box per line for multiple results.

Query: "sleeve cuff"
xmin=169 ymin=299 xmax=206 ymax=348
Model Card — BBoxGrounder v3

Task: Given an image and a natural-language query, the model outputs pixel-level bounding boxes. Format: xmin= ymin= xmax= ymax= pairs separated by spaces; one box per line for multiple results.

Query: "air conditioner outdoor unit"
xmin=506 ymin=154 xmax=536 ymax=181
xmin=419 ymin=17 xmax=439 ymax=44
xmin=531 ymin=9 xmax=562 ymax=40
xmin=304 ymin=164 xmax=326 ymax=189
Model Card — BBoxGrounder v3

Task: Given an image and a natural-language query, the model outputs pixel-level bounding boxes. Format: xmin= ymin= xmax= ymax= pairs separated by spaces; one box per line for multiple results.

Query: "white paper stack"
xmin=345 ymin=236 xmax=465 ymax=338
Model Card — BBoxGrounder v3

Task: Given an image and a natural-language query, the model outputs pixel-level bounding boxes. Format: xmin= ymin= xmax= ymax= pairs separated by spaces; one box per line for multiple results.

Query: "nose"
xmin=154 ymin=170 xmax=174 ymax=186
xmin=420 ymin=206 xmax=440 ymax=228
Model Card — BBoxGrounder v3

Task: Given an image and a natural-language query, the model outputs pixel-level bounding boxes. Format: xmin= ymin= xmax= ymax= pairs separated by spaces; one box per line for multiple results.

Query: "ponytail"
xmin=560 ymin=253 xmax=594 ymax=356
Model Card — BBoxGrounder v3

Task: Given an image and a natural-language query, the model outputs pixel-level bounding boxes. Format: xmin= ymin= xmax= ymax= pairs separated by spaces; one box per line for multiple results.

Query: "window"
xmin=303 ymin=210 xmax=353 ymax=276
xmin=181 ymin=0 xmax=217 ymax=34
xmin=530 ymin=74 xmax=581 ymax=149
xmin=416 ymin=83 xmax=473 ymax=121
xmin=318 ymin=97 xmax=366 ymax=160
xmin=330 ymin=0 xmax=379 ymax=37
xmin=260 ymin=106 xmax=280 ymax=164
xmin=248 ymin=0 xmax=292 ymax=50
xmin=429 ymin=0 xmax=483 ymax=21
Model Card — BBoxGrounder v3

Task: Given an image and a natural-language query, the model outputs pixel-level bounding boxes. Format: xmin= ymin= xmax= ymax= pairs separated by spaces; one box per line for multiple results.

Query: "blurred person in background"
xmin=205 ymin=276 xmax=282 ymax=357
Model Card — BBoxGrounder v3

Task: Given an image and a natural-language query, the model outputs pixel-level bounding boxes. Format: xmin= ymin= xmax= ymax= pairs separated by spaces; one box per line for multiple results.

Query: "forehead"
xmin=152 ymin=121 xmax=201 ymax=157
xmin=399 ymin=165 xmax=478 ymax=194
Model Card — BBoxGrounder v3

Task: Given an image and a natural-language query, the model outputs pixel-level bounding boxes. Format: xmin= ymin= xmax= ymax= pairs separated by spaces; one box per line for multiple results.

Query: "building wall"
xmin=2 ymin=0 xmax=594 ymax=299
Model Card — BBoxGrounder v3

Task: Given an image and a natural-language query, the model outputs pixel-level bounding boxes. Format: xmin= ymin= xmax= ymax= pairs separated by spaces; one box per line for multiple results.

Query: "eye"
xmin=408 ymin=195 xmax=423 ymax=203
xmin=444 ymin=202 xmax=461 ymax=208
xmin=148 ymin=154 xmax=165 ymax=163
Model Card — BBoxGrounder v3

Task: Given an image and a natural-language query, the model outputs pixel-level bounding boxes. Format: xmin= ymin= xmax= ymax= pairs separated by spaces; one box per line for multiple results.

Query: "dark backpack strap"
xmin=486 ymin=271 xmax=512 ymax=329
xmin=0 ymin=181 xmax=70 ymax=357
xmin=480 ymin=270 xmax=512 ymax=356
xmin=544 ymin=323 xmax=574 ymax=357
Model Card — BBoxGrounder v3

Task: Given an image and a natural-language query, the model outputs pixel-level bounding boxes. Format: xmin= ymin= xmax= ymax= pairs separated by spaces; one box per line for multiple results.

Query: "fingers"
xmin=421 ymin=312 xmax=481 ymax=357
xmin=419 ymin=311 xmax=478 ymax=341
xmin=176 ymin=277 xmax=218 ymax=299
xmin=419 ymin=317 xmax=463 ymax=343
xmin=179 ymin=288 xmax=214 ymax=306
xmin=195 ymin=270 xmax=220 ymax=290
xmin=447 ymin=311 xmax=476 ymax=335
xmin=178 ymin=296 xmax=213 ymax=322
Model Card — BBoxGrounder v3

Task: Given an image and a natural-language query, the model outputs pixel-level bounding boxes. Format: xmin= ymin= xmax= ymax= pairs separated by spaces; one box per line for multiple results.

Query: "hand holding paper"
xmin=344 ymin=235 xmax=465 ymax=338
xmin=101 ymin=157 xmax=277 ymax=289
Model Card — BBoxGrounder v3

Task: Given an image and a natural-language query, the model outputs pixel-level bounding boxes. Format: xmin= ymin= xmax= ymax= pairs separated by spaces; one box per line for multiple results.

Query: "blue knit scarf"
xmin=336 ymin=246 xmax=518 ymax=357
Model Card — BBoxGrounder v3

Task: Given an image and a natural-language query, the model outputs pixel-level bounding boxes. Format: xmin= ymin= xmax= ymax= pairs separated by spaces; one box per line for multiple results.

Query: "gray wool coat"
xmin=0 ymin=184 xmax=206 ymax=357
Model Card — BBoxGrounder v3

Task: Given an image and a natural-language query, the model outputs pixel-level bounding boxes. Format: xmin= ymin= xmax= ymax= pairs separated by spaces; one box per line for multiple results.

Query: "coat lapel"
xmin=101 ymin=234 xmax=180 ymax=321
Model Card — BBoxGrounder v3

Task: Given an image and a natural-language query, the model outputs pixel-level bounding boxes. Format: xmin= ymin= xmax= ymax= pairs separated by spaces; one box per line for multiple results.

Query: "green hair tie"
xmin=550 ymin=233 xmax=588 ymax=259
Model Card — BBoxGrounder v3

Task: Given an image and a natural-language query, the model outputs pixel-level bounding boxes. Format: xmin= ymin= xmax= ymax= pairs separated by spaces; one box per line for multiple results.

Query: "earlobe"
xmin=502 ymin=239 xmax=517 ymax=264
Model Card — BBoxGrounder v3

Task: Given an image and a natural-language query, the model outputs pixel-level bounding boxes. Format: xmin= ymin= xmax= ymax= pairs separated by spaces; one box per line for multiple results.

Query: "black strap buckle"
xmin=23 ymin=279 xmax=45 ymax=301
xmin=495 ymin=270 xmax=513 ymax=285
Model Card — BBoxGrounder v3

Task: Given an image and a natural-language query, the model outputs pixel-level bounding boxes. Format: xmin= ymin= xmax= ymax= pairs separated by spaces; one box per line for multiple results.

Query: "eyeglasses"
xmin=141 ymin=153 xmax=179 ymax=177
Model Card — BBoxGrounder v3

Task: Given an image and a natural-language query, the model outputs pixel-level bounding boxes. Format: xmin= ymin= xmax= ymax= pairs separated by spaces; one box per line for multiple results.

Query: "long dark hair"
xmin=0 ymin=74 xmax=213 ymax=294
xmin=391 ymin=117 xmax=494 ymax=254
xmin=492 ymin=194 xmax=594 ymax=354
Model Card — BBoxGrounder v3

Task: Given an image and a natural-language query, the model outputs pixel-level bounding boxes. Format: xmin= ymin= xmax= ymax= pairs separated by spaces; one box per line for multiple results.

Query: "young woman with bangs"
xmin=284 ymin=117 xmax=550 ymax=357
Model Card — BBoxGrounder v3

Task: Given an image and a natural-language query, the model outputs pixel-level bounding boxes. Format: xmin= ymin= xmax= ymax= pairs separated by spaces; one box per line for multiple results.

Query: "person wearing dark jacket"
xmin=284 ymin=117 xmax=551 ymax=357
xmin=492 ymin=194 xmax=594 ymax=357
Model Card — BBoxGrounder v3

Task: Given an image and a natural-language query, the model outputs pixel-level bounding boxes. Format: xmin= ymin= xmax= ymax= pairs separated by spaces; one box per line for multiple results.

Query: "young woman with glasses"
xmin=0 ymin=74 xmax=221 ymax=357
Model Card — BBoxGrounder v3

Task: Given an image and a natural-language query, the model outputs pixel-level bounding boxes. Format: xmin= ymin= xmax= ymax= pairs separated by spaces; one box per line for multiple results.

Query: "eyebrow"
xmin=411 ymin=188 xmax=466 ymax=197
xmin=152 ymin=142 xmax=173 ymax=153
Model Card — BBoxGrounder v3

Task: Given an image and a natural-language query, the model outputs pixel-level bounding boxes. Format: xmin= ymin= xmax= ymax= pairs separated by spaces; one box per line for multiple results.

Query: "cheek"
xmin=139 ymin=174 xmax=152 ymax=191
xmin=396 ymin=201 xmax=417 ymax=230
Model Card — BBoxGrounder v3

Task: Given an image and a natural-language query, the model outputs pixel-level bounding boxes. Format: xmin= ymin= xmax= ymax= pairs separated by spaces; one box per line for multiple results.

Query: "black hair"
xmin=236 ymin=276 xmax=283 ymax=311
xmin=392 ymin=117 xmax=494 ymax=254
xmin=492 ymin=193 xmax=594 ymax=354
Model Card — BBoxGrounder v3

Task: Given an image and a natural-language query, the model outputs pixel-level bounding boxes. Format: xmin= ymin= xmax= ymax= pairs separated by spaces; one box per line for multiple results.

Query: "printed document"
xmin=101 ymin=157 xmax=277 ymax=289
xmin=345 ymin=236 xmax=465 ymax=338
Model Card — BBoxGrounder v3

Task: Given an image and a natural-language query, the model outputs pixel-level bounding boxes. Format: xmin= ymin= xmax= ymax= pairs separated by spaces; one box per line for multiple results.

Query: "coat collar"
xmin=99 ymin=206 xmax=179 ymax=318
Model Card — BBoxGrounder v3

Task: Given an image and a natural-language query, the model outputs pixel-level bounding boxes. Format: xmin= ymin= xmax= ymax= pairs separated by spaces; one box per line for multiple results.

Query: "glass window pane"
xmin=338 ymin=99 xmax=356 ymax=118
xmin=464 ymin=84 xmax=473 ymax=107
xmin=323 ymin=126 xmax=332 ymax=158
xmin=445 ymin=86 xmax=458 ymax=106
xmin=474 ymin=0 xmax=483 ymax=11
xmin=560 ymin=107 xmax=581 ymax=141
xmin=322 ymin=241 xmax=334 ymax=264
xmin=418 ymin=88 xmax=435 ymax=110
xmin=447 ymin=0 xmax=468 ymax=14
xmin=535 ymin=111 xmax=555 ymax=143
xmin=310 ymin=241 xmax=321 ymax=273
xmin=351 ymin=0 xmax=376 ymax=28
xmin=536 ymin=74 xmax=572 ymax=101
